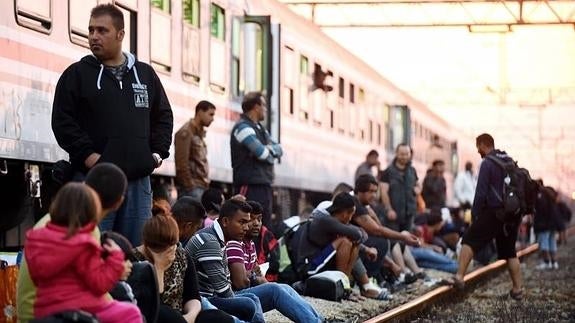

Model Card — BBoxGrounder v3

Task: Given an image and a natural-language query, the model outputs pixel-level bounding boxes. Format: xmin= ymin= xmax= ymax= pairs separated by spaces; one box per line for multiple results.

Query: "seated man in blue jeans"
xmin=185 ymin=199 xmax=264 ymax=323
xmin=227 ymin=200 xmax=323 ymax=323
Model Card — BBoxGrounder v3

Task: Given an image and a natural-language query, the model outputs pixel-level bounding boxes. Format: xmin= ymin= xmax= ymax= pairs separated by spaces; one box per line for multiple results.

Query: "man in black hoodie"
xmin=51 ymin=4 xmax=173 ymax=246
xmin=450 ymin=133 xmax=524 ymax=300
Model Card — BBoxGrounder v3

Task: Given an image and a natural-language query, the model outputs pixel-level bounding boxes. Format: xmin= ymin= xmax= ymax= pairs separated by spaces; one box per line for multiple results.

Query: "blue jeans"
xmin=201 ymin=297 xmax=246 ymax=323
xmin=410 ymin=247 xmax=458 ymax=274
xmin=178 ymin=187 xmax=206 ymax=200
xmin=208 ymin=293 xmax=264 ymax=323
xmin=537 ymin=231 xmax=557 ymax=252
xmin=238 ymin=283 xmax=323 ymax=323
xmin=99 ymin=176 xmax=152 ymax=246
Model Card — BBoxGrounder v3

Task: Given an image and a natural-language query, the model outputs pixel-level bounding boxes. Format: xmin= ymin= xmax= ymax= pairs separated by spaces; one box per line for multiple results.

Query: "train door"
xmin=387 ymin=105 xmax=411 ymax=153
xmin=236 ymin=15 xmax=279 ymax=143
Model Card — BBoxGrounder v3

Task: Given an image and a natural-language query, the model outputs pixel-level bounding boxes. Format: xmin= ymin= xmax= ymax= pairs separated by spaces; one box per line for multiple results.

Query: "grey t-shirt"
xmin=105 ymin=55 xmax=128 ymax=82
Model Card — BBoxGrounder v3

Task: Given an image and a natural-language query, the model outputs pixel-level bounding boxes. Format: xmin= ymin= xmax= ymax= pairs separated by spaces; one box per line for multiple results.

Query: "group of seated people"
xmin=17 ymin=165 xmax=464 ymax=323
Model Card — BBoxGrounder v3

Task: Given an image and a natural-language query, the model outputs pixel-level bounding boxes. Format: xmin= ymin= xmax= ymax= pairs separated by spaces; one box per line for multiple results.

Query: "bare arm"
xmin=380 ymin=183 xmax=397 ymax=221
xmin=354 ymin=214 xmax=420 ymax=246
xmin=229 ymin=262 xmax=250 ymax=290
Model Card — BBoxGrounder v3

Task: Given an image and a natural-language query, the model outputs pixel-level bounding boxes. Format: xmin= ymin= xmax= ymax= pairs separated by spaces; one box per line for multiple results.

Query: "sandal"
xmin=509 ymin=289 xmax=523 ymax=301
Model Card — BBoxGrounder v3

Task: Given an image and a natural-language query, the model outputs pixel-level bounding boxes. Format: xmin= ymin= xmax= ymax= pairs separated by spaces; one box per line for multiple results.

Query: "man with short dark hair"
xmin=422 ymin=159 xmax=447 ymax=210
xmin=230 ymin=92 xmax=282 ymax=227
xmin=175 ymin=100 xmax=216 ymax=199
xmin=380 ymin=143 xmax=420 ymax=232
xmin=450 ymin=133 xmax=524 ymax=300
xmin=352 ymin=174 xmax=421 ymax=281
xmin=355 ymin=149 xmax=380 ymax=180
xmin=172 ymin=196 xmax=207 ymax=246
xmin=185 ymin=199 xmax=264 ymax=323
xmin=51 ymin=3 xmax=173 ymax=246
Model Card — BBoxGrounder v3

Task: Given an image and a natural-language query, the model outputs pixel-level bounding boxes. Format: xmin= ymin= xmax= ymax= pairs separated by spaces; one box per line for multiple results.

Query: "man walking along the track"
xmin=450 ymin=133 xmax=524 ymax=300
xmin=51 ymin=4 xmax=173 ymax=245
xmin=230 ymin=92 xmax=282 ymax=227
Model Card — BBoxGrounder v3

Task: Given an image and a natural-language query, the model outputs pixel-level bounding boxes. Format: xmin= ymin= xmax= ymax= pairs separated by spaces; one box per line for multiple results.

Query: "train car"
xmin=0 ymin=0 xmax=471 ymax=246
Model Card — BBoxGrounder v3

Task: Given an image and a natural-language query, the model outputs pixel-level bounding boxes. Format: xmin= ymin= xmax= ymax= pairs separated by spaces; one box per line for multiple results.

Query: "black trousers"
xmin=462 ymin=209 xmax=519 ymax=260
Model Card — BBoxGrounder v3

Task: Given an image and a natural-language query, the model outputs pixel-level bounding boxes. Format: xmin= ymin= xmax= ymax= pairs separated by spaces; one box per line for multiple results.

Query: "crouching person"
xmin=295 ymin=193 xmax=389 ymax=300
xmin=24 ymin=183 xmax=142 ymax=323
xmin=226 ymin=200 xmax=323 ymax=323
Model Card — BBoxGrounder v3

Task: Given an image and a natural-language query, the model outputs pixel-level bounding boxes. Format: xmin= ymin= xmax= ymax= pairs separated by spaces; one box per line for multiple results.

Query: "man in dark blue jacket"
xmin=230 ymin=92 xmax=282 ymax=227
xmin=451 ymin=133 xmax=524 ymax=300
xmin=51 ymin=4 xmax=173 ymax=245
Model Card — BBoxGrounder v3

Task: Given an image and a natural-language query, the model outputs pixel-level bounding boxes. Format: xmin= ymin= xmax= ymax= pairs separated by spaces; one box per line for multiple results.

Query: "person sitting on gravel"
xmin=295 ymin=193 xmax=392 ymax=300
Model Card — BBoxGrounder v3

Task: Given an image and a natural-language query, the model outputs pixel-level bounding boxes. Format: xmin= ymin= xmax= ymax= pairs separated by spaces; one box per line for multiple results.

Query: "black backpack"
xmin=486 ymin=155 xmax=537 ymax=222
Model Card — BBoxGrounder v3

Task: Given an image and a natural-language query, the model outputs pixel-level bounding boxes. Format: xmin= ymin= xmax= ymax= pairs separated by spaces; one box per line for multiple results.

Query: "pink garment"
xmin=87 ymin=300 xmax=142 ymax=323
xmin=25 ymin=222 xmax=126 ymax=319
xmin=203 ymin=217 xmax=215 ymax=228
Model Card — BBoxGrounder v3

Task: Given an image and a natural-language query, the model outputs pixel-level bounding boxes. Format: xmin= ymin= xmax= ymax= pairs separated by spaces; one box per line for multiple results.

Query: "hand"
xmin=152 ymin=153 xmax=162 ymax=168
xmin=365 ymin=247 xmax=378 ymax=262
xmin=102 ymin=238 xmax=122 ymax=253
xmin=252 ymin=264 xmax=262 ymax=276
xmin=400 ymin=231 xmax=421 ymax=247
xmin=386 ymin=209 xmax=397 ymax=221
xmin=121 ymin=260 xmax=133 ymax=280
xmin=84 ymin=153 xmax=101 ymax=169
xmin=431 ymin=245 xmax=443 ymax=254
xmin=149 ymin=245 xmax=176 ymax=271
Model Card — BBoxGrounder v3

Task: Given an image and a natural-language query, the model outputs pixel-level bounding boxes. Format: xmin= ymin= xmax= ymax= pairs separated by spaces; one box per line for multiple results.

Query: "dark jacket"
xmin=471 ymin=149 xmax=511 ymax=217
xmin=422 ymin=171 xmax=447 ymax=209
xmin=380 ymin=160 xmax=418 ymax=224
xmin=51 ymin=53 xmax=173 ymax=180
xmin=230 ymin=114 xmax=275 ymax=185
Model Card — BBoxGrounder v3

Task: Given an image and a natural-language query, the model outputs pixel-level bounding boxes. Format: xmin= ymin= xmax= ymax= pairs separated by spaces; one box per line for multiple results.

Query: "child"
xmin=24 ymin=183 xmax=141 ymax=322
xmin=17 ymin=162 xmax=129 ymax=322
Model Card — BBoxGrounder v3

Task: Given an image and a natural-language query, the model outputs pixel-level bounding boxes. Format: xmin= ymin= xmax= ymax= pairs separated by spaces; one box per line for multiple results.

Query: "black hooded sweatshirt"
xmin=51 ymin=53 xmax=173 ymax=180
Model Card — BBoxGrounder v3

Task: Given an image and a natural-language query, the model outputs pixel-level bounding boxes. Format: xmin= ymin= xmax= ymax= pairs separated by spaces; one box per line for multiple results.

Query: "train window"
xmin=359 ymin=88 xmax=365 ymax=103
xmin=15 ymin=0 xmax=52 ymax=33
xmin=182 ymin=0 xmax=201 ymax=83
xmin=377 ymin=123 xmax=382 ymax=146
xmin=231 ymin=17 xmax=242 ymax=96
xmin=338 ymin=77 xmax=344 ymax=98
xmin=369 ymin=120 xmax=373 ymax=142
xmin=210 ymin=3 xmax=225 ymax=40
xmin=150 ymin=1 xmax=172 ymax=73
xmin=210 ymin=3 xmax=225 ymax=90
xmin=299 ymin=55 xmax=309 ymax=119
xmin=151 ymin=0 xmax=170 ymax=12
xmin=118 ymin=5 xmax=137 ymax=55
xmin=349 ymin=83 xmax=355 ymax=103
xmin=183 ymin=0 xmax=200 ymax=27
xmin=69 ymin=0 xmax=97 ymax=47
xmin=282 ymin=87 xmax=294 ymax=115
xmin=330 ymin=110 xmax=334 ymax=129
xmin=300 ymin=55 xmax=308 ymax=75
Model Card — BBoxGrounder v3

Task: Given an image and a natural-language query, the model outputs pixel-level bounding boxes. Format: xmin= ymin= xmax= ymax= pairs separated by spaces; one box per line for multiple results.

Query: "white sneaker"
xmin=535 ymin=262 xmax=549 ymax=270
xmin=552 ymin=262 xmax=559 ymax=270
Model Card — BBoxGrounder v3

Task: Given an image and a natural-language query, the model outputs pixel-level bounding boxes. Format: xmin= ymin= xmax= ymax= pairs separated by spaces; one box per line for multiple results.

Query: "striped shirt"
xmin=233 ymin=121 xmax=282 ymax=165
xmin=184 ymin=221 xmax=233 ymax=298
xmin=226 ymin=240 xmax=257 ymax=272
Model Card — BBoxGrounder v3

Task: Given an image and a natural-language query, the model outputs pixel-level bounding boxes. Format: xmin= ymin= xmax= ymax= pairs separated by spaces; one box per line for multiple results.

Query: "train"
xmin=0 ymin=0 xmax=475 ymax=247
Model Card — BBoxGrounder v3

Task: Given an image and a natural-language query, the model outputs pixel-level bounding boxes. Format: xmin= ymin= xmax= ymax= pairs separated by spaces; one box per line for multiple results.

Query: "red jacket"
xmin=25 ymin=222 xmax=125 ymax=318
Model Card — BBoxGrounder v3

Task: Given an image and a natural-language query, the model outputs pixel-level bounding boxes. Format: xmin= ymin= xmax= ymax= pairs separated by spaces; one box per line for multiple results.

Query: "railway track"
xmin=365 ymin=225 xmax=575 ymax=323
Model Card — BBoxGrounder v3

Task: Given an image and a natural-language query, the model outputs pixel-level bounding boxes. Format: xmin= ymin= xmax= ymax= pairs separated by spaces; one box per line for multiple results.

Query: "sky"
xmin=323 ymin=25 xmax=575 ymax=195
xmin=281 ymin=1 xmax=575 ymax=196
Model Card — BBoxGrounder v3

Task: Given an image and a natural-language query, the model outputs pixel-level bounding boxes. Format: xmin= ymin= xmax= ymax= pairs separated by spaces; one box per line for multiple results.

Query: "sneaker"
xmin=535 ymin=262 xmax=550 ymax=270
xmin=552 ymin=262 xmax=559 ymax=270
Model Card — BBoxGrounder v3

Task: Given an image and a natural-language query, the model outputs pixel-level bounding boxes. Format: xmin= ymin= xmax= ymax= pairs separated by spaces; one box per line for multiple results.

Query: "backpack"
xmin=486 ymin=155 xmax=537 ymax=222
xmin=282 ymin=220 xmax=311 ymax=280
xmin=303 ymin=270 xmax=350 ymax=302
